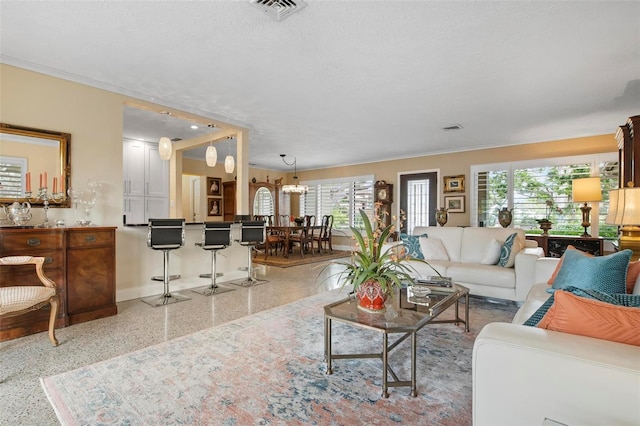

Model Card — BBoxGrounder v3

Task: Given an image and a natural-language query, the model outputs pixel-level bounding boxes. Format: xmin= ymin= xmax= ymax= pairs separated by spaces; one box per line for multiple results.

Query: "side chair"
xmin=0 ymin=256 xmax=59 ymax=346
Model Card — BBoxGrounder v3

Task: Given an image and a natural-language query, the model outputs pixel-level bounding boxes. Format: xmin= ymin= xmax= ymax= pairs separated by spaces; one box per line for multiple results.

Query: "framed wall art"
xmin=208 ymin=198 xmax=222 ymax=216
xmin=444 ymin=195 xmax=465 ymax=213
xmin=207 ymin=177 xmax=222 ymax=196
xmin=443 ymin=175 xmax=465 ymax=193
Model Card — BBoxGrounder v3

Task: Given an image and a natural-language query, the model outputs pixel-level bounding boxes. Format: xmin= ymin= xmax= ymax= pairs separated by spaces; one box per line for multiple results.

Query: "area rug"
xmin=41 ymin=290 xmax=517 ymax=425
xmin=253 ymin=250 xmax=350 ymax=268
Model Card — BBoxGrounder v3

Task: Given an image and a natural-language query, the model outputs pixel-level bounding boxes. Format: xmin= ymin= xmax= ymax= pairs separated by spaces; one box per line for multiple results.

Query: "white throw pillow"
xmin=418 ymin=237 xmax=449 ymax=261
xmin=481 ymin=238 xmax=502 ymax=265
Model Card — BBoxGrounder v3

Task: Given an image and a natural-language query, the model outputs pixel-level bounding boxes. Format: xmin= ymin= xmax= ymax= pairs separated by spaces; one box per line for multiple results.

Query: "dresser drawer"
xmin=1 ymin=231 xmax=64 ymax=252
xmin=67 ymin=230 xmax=114 ymax=248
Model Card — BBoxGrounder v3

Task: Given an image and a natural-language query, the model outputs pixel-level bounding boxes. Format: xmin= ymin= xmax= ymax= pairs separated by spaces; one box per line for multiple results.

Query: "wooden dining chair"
xmin=288 ymin=220 xmax=317 ymax=258
xmin=314 ymin=214 xmax=334 ymax=254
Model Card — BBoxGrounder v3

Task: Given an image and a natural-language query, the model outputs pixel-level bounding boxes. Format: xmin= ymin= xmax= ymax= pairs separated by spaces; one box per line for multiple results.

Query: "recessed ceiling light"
xmin=443 ymin=124 xmax=463 ymax=131
xmin=191 ymin=125 xmax=198 ymax=130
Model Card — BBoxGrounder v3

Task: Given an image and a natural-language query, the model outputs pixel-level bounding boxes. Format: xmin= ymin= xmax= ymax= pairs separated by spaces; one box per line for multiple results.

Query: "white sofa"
xmin=472 ymin=257 xmax=640 ymax=426
xmin=400 ymin=226 xmax=544 ymax=303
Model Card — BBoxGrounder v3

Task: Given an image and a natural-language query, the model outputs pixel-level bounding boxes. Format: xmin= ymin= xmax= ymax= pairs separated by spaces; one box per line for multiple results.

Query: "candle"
xmin=40 ymin=173 xmax=43 ymax=189
xmin=53 ymin=177 xmax=57 ymax=194
xmin=25 ymin=172 xmax=31 ymax=192
xmin=44 ymin=172 xmax=48 ymax=188
xmin=60 ymin=174 xmax=65 ymax=193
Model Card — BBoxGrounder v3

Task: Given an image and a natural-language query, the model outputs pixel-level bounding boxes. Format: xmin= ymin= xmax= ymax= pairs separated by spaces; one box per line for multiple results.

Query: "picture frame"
xmin=207 ymin=198 xmax=222 ymax=216
xmin=443 ymin=175 xmax=465 ymax=193
xmin=207 ymin=177 xmax=221 ymax=196
xmin=444 ymin=195 xmax=465 ymax=213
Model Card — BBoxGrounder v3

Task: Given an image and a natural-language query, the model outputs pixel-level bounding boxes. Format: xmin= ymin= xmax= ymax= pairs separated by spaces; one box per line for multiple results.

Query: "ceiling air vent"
xmin=442 ymin=124 xmax=463 ymax=131
xmin=250 ymin=0 xmax=307 ymax=21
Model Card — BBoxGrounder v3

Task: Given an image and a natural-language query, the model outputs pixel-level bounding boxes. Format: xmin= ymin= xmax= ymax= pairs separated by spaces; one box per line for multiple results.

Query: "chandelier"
xmin=280 ymin=154 xmax=308 ymax=194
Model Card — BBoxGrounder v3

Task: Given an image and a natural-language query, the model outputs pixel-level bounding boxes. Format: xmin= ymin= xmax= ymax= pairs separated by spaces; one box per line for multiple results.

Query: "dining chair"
xmin=0 ymin=256 xmax=59 ymax=346
xmin=314 ymin=214 xmax=334 ymax=254
xmin=288 ymin=220 xmax=317 ymax=258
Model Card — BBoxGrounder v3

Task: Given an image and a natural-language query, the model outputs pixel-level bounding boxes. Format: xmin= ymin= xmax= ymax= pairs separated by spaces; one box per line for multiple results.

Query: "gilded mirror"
xmin=0 ymin=123 xmax=71 ymax=207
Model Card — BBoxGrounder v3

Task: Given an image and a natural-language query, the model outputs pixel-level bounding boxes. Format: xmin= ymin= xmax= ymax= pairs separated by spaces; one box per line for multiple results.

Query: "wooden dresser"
xmin=0 ymin=226 xmax=117 ymax=341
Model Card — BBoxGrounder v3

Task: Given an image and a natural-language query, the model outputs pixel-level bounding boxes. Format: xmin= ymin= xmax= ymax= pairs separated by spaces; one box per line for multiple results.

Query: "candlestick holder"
xmin=25 ymin=187 xmax=65 ymax=228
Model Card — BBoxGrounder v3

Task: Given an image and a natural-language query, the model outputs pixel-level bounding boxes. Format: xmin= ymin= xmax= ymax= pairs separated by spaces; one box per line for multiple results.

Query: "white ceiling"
xmin=1 ymin=1 xmax=639 ymax=172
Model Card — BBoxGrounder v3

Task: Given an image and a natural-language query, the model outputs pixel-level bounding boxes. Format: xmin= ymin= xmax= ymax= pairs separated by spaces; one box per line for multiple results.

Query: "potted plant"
xmin=536 ymin=199 xmax=563 ymax=235
xmin=323 ymin=204 xmax=439 ymax=312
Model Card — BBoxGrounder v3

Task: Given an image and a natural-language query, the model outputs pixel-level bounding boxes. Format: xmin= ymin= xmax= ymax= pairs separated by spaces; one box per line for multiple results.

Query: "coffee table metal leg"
xmin=325 ymin=317 xmax=333 ymax=374
xmin=382 ymin=333 xmax=389 ymax=398
xmin=465 ymin=292 xmax=470 ymax=332
xmin=411 ymin=331 xmax=417 ymax=397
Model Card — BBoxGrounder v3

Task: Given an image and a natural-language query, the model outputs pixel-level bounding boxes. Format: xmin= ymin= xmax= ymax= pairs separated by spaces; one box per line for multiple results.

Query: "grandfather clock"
xmin=374 ymin=181 xmax=393 ymax=228
xmin=616 ymin=115 xmax=640 ymax=188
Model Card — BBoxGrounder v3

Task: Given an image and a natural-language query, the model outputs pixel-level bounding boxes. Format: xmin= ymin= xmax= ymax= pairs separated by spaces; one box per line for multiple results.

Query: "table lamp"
xmin=572 ymin=177 xmax=602 ymax=237
xmin=606 ymin=184 xmax=640 ymax=259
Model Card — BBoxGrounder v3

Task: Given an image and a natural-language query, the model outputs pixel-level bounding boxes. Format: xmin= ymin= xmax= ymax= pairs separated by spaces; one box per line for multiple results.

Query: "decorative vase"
xmin=356 ymin=280 xmax=388 ymax=312
xmin=497 ymin=207 xmax=513 ymax=228
xmin=436 ymin=207 xmax=448 ymax=227
xmin=539 ymin=221 xmax=552 ymax=235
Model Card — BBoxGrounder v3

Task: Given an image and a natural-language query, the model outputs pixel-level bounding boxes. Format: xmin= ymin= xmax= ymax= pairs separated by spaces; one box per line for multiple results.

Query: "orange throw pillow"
xmin=547 ymin=246 xmax=593 ymax=285
xmin=537 ymin=290 xmax=640 ymax=346
xmin=626 ymin=261 xmax=640 ymax=294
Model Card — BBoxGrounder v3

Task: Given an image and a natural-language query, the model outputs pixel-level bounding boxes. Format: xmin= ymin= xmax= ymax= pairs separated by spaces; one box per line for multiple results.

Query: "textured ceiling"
xmin=1 ymin=1 xmax=639 ymax=172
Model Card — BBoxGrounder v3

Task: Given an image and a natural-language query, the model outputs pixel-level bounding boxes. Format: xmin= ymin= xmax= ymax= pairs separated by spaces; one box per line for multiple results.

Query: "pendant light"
xmin=158 ymin=111 xmax=172 ymax=161
xmin=280 ymin=154 xmax=308 ymax=194
xmin=205 ymin=141 xmax=217 ymax=167
xmin=225 ymin=136 xmax=235 ymax=173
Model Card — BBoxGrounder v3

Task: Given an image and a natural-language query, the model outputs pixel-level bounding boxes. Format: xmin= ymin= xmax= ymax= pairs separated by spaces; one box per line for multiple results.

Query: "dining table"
xmin=265 ymin=225 xmax=323 ymax=258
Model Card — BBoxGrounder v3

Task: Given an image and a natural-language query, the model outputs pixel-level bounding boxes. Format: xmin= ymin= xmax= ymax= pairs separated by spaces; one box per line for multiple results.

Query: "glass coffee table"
xmin=324 ymin=283 xmax=469 ymax=397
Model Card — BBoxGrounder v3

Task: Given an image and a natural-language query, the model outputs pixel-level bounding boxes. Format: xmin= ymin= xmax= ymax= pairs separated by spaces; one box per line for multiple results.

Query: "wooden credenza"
xmin=0 ymin=226 xmax=117 ymax=341
xmin=526 ymin=234 xmax=604 ymax=257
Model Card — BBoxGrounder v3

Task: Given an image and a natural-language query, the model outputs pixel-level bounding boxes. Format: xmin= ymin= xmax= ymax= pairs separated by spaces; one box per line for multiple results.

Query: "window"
xmin=406 ymin=179 xmax=431 ymax=231
xmin=253 ymin=187 xmax=274 ymax=216
xmin=302 ymin=175 xmax=374 ymax=230
xmin=471 ymin=153 xmax=618 ymax=238
xmin=0 ymin=156 xmax=27 ymax=199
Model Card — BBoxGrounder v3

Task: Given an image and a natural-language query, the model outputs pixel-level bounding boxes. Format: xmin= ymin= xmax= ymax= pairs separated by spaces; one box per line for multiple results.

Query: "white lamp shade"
xmin=224 ymin=155 xmax=235 ymax=173
xmin=606 ymin=187 xmax=640 ymax=225
xmin=205 ymin=145 xmax=217 ymax=167
xmin=158 ymin=137 xmax=172 ymax=160
xmin=572 ymin=177 xmax=602 ymax=202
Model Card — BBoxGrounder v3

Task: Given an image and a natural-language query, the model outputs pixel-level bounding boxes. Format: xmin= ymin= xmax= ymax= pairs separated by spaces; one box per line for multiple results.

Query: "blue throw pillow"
xmin=550 ymin=249 xmax=632 ymax=294
xmin=400 ymin=233 xmax=428 ymax=260
xmin=498 ymin=232 xmax=518 ymax=267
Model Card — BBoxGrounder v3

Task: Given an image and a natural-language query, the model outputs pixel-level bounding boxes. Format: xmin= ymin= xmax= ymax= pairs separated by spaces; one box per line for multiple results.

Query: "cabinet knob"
xmin=85 ymin=235 xmax=97 ymax=243
xmin=27 ymin=238 xmax=41 ymax=246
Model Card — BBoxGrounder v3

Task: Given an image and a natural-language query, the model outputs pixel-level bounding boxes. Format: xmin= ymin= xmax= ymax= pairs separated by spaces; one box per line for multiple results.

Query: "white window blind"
xmin=406 ymin=179 xmax=430 ymax=231
xmin=471 ymin=153 xmax=618 ymax=238
xmin=253 ymin=187 xmax=274 ymax=216
xmin=302 ymin=175 xmax=374 ymax=230
xmin=0 ymin=157 xmax=27 ymax=199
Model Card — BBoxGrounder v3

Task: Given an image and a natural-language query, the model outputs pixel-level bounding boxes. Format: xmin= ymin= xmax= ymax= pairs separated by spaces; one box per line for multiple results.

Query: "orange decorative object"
xmin=356 ymin=280 xmax=388 ymax=311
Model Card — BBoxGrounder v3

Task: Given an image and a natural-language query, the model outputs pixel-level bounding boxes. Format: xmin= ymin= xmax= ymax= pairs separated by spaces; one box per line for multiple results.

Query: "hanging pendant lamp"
xmin=225 ymin=137 xmax=235 ymax=173
xmin=280 ymin=154 xmax=308 ymax=194
xmin=158 ymin=111 xmax=172 ymax=160
xmin=205 ymin=142 xmax=217 ymax=167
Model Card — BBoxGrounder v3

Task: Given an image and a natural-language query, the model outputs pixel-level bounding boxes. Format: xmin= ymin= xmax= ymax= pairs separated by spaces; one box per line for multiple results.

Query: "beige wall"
xmin=0 ymin=63 xmax=619 ymax=298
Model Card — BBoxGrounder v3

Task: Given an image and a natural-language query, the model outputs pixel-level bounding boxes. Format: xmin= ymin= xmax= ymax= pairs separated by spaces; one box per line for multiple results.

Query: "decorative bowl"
xmin=409 ymin=285 xmax=431 ymax=298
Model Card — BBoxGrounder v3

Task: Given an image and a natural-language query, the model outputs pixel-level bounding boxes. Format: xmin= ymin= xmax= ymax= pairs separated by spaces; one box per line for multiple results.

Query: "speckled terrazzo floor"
xmin=0 ymin=262 xmax=348 ymax=425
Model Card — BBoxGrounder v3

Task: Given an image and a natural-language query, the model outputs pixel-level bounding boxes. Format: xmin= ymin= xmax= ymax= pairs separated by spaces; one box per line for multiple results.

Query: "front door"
xmin=399 ymin=171 xmax=439 ymax=234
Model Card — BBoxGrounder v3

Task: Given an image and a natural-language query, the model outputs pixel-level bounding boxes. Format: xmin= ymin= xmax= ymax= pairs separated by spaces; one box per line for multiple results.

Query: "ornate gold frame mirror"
xmin=0 ymin=123 xmax=71 ymax=207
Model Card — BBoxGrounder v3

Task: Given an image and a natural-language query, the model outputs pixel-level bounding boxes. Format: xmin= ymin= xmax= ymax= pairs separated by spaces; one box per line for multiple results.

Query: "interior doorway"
xmin=399 ymin=171 xmax=439 ymax=233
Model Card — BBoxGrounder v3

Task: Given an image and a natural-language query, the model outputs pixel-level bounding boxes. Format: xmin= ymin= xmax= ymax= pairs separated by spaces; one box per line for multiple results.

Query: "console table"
xmin=0 ymin=226 xmax=117 ymax=342
xmin=525 ymin=234 xmax=604 ymax=257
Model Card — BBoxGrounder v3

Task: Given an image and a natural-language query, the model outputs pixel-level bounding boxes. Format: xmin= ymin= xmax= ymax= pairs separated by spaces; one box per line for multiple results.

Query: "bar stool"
xmin=232 ymin=220 xmax=268 ymax=287
xmin=142 ymin=218 xmax=191 ymax=307
xmin=192 ymin=221 xmax=236 ymax=296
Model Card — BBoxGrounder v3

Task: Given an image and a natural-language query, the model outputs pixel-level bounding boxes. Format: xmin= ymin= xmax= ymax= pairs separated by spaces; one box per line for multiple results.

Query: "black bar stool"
xmin=142 ymin=218 xmax=191 ymax=307
xmin=192 ymin=221 xmax=236 ymax=296
xmin=232 ymin=220 xmax=268 ymax=287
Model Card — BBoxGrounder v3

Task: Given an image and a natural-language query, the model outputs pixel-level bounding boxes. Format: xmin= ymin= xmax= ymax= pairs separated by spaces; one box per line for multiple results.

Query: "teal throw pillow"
xmin=498 ymin=232 xmax=518 ymax=267
xmin=400 ymin=233 xmax=427 ymax=260
xmin=550 ymin=249 xmax=632 ymax=294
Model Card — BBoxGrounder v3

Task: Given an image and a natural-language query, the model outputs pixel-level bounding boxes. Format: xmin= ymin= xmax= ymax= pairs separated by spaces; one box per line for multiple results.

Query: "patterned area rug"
xmin=41 ymin=290 xmax=517 ymax=425
xmin=253 ymin=250 xmax=351 ymax=268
